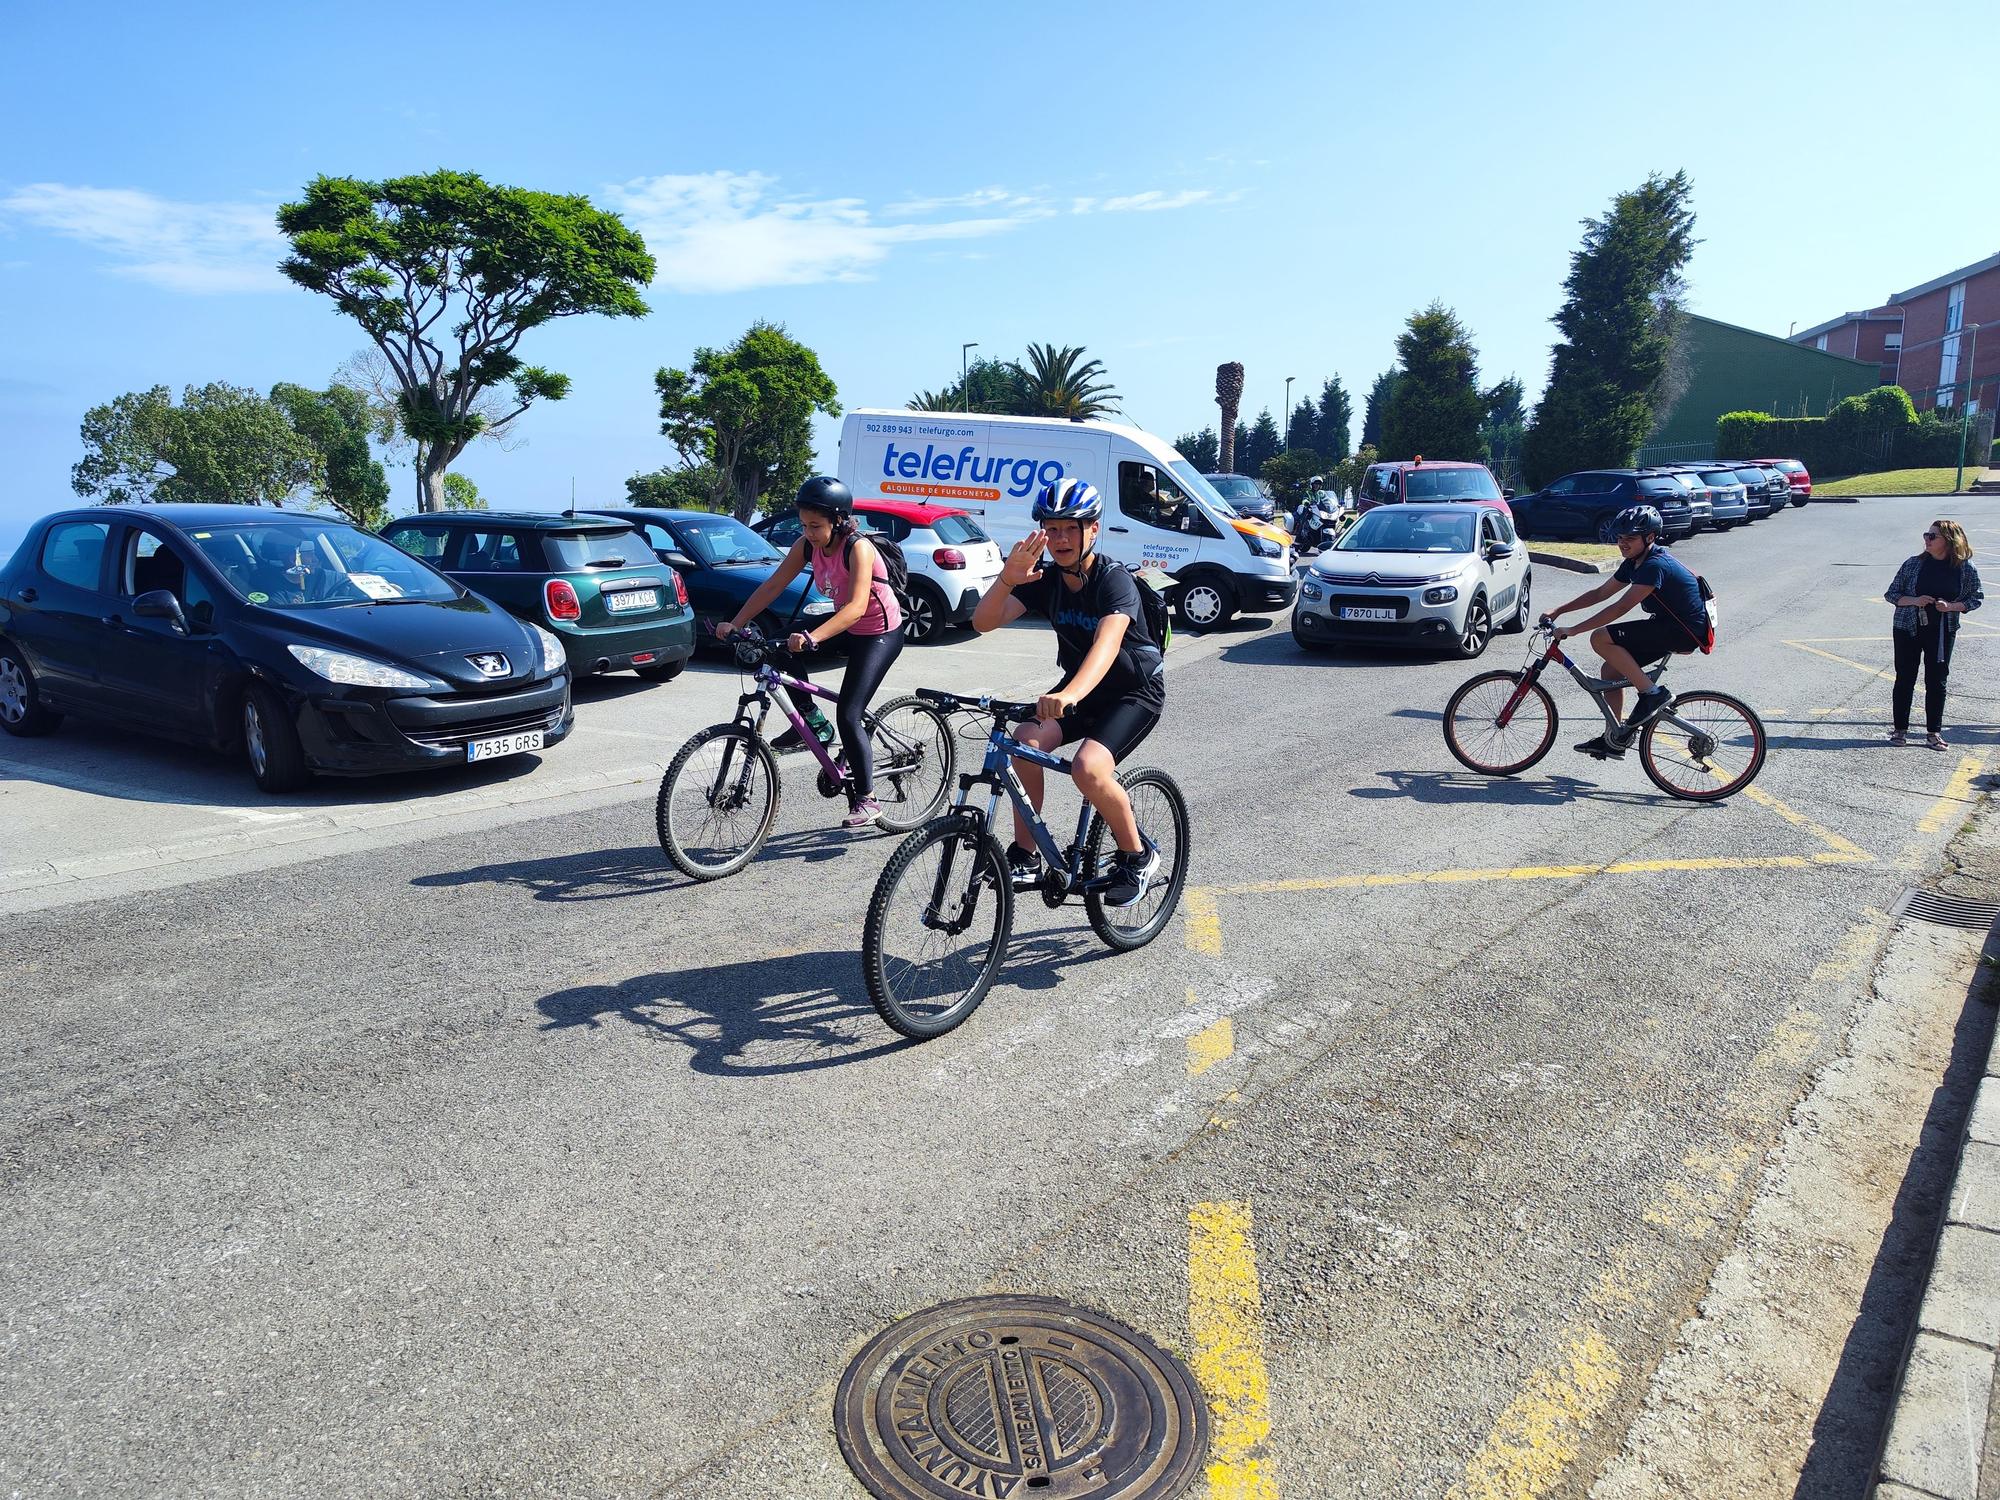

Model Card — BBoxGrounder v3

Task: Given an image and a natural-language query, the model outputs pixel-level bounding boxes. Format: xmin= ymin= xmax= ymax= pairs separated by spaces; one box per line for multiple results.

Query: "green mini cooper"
xmin=380 ymin=512 xmax=696 ymax=681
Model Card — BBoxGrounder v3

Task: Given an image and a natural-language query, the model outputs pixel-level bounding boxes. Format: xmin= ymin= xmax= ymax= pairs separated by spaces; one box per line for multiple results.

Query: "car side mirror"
xmin=132 ymin=588 xmax=190 ymax=633
xmin=1502 ymin=487 xmax=1515 ymax=500
xmin=1485 ymin=542 xmax=1516 ymax=562
xmin=660 ymin=551 xmax=698 ymax=571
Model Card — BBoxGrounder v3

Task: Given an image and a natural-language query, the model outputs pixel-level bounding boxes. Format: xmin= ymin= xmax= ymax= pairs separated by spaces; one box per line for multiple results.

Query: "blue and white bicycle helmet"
xmin=1611 ymin=505 xmax=1663 ymax=538
xmin=1032 ymin=477 xmax=1102 ymax=524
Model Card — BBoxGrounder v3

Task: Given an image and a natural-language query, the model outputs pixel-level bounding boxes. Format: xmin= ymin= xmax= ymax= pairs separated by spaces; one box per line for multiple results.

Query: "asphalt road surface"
xmin=4 ymin=497 xmax=1996 ymax=1498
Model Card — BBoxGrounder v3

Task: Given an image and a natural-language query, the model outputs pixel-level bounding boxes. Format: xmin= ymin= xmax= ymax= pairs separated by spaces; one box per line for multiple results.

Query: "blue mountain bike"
xmin=861 ymin=688 xmax=1190 ymax=1039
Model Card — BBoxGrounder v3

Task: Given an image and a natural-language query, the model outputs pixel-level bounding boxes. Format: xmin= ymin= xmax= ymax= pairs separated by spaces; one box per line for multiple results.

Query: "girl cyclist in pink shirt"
xmin=720 ymin=477 xmax=904 ymax=827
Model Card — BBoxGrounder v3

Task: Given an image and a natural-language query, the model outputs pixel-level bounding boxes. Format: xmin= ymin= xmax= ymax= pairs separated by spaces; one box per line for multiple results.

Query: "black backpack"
xmin=844 ymin=531 xmax=914 ymax=616
xmin=1126 ymin=563 xmax=1174 ymax=654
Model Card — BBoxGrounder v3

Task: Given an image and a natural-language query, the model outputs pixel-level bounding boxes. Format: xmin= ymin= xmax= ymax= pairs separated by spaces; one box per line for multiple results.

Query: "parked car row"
xmin=1512 ymin=459 xmax=1811 ymax=543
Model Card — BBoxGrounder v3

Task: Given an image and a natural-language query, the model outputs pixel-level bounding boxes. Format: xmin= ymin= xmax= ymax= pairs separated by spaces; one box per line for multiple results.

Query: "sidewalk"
xmin=1874 ymin=798 xmax=2000 ymax=1500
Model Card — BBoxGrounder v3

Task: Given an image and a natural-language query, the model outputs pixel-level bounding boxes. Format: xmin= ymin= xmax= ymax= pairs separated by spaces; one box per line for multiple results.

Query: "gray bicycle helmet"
xmin=1611 ymin=504 xmax=1663 ymax=538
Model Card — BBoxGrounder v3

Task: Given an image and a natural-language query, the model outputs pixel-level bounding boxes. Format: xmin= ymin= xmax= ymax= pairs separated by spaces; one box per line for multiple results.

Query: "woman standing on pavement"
xmin=1884 ymin=518 xmax=1982 ymax=750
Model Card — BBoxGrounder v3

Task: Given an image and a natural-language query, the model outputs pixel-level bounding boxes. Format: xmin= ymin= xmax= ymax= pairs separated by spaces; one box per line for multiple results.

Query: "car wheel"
xmin=1596 ymin=515 xmax=1620 ymax=545
xmin=1174 ymin=574 xmax=1235 ymax=633
xmin=0 ymin=642 xmax=62 ymax=737
xmin=1454 ymin=596 xmax=1493 ymax=659
xmin=902 ymin=581 xmax=947 ymax=644
xmin=1503 ymin=572 xmax=1533 ymax=633
xmin=637 ymin=659 xmax=686 ymax=682
xmin=241 ymin=684 xmax=311 ymax=793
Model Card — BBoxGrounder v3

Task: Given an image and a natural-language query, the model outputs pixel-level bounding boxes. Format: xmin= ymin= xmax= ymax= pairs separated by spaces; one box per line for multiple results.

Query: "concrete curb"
xmin=1527 ymin=549 xmax=1616 ymax=574
xmin=1872 ymin=807 xmax=2000 ymax=1500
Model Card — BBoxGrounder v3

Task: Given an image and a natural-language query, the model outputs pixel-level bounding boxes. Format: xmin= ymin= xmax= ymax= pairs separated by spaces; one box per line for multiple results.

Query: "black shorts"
xmin=1607 ymin=616 xmax=1700 ymax=664
xmin=1057 ymin=695 xmax=1160 ymax=762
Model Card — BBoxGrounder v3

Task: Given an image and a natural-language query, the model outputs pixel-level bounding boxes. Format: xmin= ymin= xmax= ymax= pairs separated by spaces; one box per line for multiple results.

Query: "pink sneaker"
xmin=842 ymin=797 xmax=882 ymax=829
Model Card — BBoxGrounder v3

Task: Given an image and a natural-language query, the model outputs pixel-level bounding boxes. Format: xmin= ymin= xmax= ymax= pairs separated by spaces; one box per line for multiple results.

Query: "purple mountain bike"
xmin=655 ymin=627 xmax=956 ymax=880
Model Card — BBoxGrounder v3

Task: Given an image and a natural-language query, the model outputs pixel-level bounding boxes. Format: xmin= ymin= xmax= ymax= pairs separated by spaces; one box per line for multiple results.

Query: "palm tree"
xmin=1215 ymin=362 xmax=1245 ymax=471
xmin=1015 ymin=343 xmax=1119 ymax=420
xmin=909 ymin=387 xmax=959 ymax=411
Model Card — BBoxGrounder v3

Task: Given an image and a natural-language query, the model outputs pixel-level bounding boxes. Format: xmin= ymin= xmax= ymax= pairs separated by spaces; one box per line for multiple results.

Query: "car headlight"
xmin=1423 ymin=585 xmax=1460 ymax=605
xmin=1245 ymin=533 xmax=1281 ymax=559
xmin=802 ymin=599 xmax=836 ymax=617
xmin=287 ymin=644 xmax=433 ymax=690
xmin=530 ymin=623 xmax=566 ymax=675
xmin=1300 ymin=580 xmax=1323 ymax=601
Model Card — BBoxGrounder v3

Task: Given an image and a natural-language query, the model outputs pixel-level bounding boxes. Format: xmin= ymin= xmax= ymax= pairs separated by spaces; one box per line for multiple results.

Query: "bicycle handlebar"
xmin=915 ymin=686 xmax=1048 ymax=725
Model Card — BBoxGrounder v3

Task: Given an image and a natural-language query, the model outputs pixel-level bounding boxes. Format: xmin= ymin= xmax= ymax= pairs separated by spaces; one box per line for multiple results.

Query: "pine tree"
xmin=1240 ymin=409 xmax=1282 ymax=476
xmin=1380 ymin=303 xmax=1484 ymax=461
xmin=1315 ymin=377 xmax=1353 ymax=462
xmin=1361 ymin=370 xmax=1399 ymax=449
xmin=1286 ymin=400 xmax=1317 ymax=453
xmin=1521 ymin=171 xmax=1698 ymax=488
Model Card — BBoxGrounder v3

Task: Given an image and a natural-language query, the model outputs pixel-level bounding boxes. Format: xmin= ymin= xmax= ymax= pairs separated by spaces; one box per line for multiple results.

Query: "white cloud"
xmin=1099 ymin=189 xmax=1215 ymax=213
xmin=0 ymin=183 xmax=285 ymax=293
xmin=884 ymin=186 xmax=1052 ymax=218
xmin=605 ymin=172 xmax=1028 ymax=295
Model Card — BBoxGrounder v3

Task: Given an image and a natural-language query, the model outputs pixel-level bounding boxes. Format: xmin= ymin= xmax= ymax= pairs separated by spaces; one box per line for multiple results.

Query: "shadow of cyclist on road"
xmin=413 ymin=829 xmax=853 ymax=902
xmin=1348 ymin=769 xmax=1665 ymax=809
xmin=533 ymin=924 xmax=1116 ymax=1076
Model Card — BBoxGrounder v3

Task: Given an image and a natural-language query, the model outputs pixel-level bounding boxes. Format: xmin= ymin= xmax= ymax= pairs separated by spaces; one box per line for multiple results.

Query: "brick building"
xmin=1791 ymin=249 xmax=2000 ymax=412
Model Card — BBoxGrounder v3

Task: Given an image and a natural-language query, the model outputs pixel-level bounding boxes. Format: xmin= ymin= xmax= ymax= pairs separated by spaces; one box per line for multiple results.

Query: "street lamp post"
xmin=961 ymin=342 xmax=978 ymax=412
xmin=1954 ymin=322 xmax=1982 ymax=493
xmin=1283 ymin=376 xmax=1295 ymax=450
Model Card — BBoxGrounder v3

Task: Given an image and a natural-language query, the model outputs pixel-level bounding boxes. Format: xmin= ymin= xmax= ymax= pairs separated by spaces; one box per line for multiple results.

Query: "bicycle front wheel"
xmin=1084 ymin=767 xmax=1191 ymax=952
xmin=656 ymin=724 xmax=781 ymax=880
xmin=1443 ymin=670 xmax=1558 ymax=776
xmin=1639 ymin=691 xmax=1766 ymax=800
xmin=865 ymin=695 xmax=957 ymax=833
xmin=863 ymin=818 xmax=1014 ymax=1040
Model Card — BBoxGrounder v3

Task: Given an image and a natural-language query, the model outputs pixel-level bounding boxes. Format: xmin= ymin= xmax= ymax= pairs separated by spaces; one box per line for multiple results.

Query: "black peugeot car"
xmin=0 ymin=505 xmax=573 ymax=792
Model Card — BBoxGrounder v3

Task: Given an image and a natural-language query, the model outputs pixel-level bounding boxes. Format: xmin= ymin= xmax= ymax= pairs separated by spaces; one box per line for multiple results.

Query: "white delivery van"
xmin=836 ymin=410 xmax=1296 ymax=631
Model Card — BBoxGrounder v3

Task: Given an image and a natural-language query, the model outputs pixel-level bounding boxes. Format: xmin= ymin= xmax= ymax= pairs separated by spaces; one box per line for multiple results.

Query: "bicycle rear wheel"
xmin=1639 ymin=691 xmax=1766 ymax=800
xmin=656 ymin=724 xmax=781 ymax=880
xmin=863 ymin=817 xmax=1014 ymax=1040
xmin=1443 ymin=670 xmax=1558 ymax=776
xmin=865 ymin=695 xmax=956 ymax=833
xmin=1084 ymin=767 xmax=1191 ymax=952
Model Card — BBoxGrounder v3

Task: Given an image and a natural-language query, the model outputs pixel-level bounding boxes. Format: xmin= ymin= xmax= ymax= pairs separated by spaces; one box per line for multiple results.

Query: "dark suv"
xmin=381 ymin=512 xmax=695 ymax=681
xmin=1513 ymin=470 xmax=1694 ymax=542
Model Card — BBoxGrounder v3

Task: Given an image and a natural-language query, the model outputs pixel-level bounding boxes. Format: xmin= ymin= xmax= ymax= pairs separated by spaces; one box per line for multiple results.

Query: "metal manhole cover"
xmin=1898 ymin=889 xmax=2000 ymax=930
xmin=834 ymin=1295 xmax=1208 ymax=1499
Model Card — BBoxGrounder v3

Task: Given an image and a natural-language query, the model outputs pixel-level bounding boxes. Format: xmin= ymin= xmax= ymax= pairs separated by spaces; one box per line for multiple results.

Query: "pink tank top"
xmin=809 ymin=535 xmax=902 ymax=636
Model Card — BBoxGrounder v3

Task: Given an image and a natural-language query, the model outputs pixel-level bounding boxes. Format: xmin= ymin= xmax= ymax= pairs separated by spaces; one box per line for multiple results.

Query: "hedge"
xmin=1718 ymin=399 xmax=1977 ymax=477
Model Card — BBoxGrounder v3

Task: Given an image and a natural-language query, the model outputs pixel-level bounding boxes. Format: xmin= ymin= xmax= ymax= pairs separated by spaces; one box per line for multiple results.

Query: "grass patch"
xmin=1813 ymin=467 xmax=1987 ymax=496
xmin=1528 ymin=541 xmax=1620 ymax=563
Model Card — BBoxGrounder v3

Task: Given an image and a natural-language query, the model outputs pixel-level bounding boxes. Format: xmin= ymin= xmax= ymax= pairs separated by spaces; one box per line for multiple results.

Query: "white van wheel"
xmin=1175 ymin=576 xmax=1234 ymax=633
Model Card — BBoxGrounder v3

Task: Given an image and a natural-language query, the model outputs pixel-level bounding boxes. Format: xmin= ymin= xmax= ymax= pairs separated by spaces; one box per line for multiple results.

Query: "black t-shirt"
xmin=1916 ymin=555 xmax=1963 ymax=603
xmin=1012 ymin=557 xmax=1166 ymax=711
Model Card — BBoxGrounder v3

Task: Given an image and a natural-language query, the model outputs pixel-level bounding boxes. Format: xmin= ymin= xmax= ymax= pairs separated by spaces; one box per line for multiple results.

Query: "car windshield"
xmin=678 ymin=515 xmax=783 ymax=566
xmin=1402 ymin=467 xmax=1502 ymax=501
xmin=546 ymin=529 xmax=644 ymax=569
xmin=1733 ymin=469 xmax=1770 ymax=486
xmin=1699 ymin=471 xmax=1741 ymax=486
xmin=1336 ymin=508 xmax=1475 ymax=553
xmin=1206 ymin=476 xmax=1263 ymax=500
xmin=1168 ymin=462 xmax=1239 ymax=521
xmin=190 ymin=522 xmax=458 ymax=608
xmin=931 ymin=514 xmax=989 ymax=545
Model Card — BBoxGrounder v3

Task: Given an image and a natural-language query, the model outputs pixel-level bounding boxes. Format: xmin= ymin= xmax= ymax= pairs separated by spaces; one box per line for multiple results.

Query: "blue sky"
xmin=0 ymin=0 xmax=1986 ymax=558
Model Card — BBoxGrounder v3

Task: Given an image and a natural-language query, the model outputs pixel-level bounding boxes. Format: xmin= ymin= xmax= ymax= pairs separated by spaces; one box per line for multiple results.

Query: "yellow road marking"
xmin=1918 ymin=754 xmax=1987 ymax=835
xmin=1736 ymin=783 xmax=1870 ymax=858
xmin=1189 ymin=1017 xmax=1235 ymax=1077
xmin=1781 ymin=639 xmax=1895 ymax=680
xmin=1446 ymin=1326 xmax=1623 ymax=1500
xmin=1185 ymin=888 xmax=1223 ymax=955
xmin=1189 ymin=1201 xmax=1279 ymax=1499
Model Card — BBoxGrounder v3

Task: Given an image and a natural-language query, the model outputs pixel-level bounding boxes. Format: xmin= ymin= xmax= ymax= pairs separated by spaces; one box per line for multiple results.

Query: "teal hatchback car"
xmin=380 ymin=512 xmax=696 ymax=681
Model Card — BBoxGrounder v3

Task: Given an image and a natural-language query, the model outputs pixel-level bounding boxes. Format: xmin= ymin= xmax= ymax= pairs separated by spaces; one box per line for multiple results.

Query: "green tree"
xmin=1315 ymin=377 xmax=1353 ymax=462
xmin=72 ymin=383 xmax=317 ymax=507
xmin=1381 ymin=304 xmax=1484 ymax=461
xmin=1014 ymin=342 xmax=1119 ymax=419
xmin=1329 ymin=444 xmax=1378 ymax=502
xmin=625 ymin=464 xmax=726 ymax=511
xmin=277 ymin=170 xmax=655 ymax=512
xmin=1174 ymin=428 xmax=1221 ymax=471
xmin=911 ymin=357 xmax=1031 ymax=414
xmin=1521 ymin=171 xmax=1698 ymax=488
xmin=440 ymin=472 xmax=486 ymax=511
xmin=270 ymin=382 xmax=392 ymax=528
xmin=1478 ymin=376 xmax=1527 ymax=488
xmin=1240 ymin=409 xmax=1282 ymax=476
xmin=1259 ymin=448 xmax=1330 ymax=507
xmin=331 ymin=345 xmax=529 ymax=491
xmin=1361 ymin=369 xmax=1399 ymax=449
xmin=1285 ymin=401 xmax=1317 ymax=453
xmin=655 ymin=321 xmax=841 ymax=522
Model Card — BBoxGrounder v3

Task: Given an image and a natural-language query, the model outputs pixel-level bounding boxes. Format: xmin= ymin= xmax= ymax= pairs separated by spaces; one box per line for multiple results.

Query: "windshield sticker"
xmin=247 ymin=591 xmax=269 ymax=604
xmin=192 ymin=531 xmax=212 ymax=539
xmin=346 ymin=572 xmax=404 ymax=600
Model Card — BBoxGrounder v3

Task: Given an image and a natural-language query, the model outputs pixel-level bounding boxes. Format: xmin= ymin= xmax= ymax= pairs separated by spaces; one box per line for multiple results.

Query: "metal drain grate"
xmin=1897 ymin=890 xmax=2000 ymax=930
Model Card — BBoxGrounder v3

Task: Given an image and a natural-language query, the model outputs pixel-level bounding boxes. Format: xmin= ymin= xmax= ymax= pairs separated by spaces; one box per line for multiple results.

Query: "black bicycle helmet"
xmin=794 ymin=475 xmax=852 ymax=519
xmin=1611 ymin=504 xmax=1663 ymax=538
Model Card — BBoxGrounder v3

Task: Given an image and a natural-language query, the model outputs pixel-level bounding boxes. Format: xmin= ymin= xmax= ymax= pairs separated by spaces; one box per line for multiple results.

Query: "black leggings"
xmin=786 ymin=628 xmax=904 ymax=795
xmin=1892 ymin=627 xmax=1953 ymax=734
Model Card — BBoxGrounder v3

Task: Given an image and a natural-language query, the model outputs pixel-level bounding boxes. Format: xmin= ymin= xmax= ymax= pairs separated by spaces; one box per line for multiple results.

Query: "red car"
xmin=1753 ymin=458 xmax=1812 ymax=504
xmin=1355 ymin=459 xmax=1514 ymax=517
